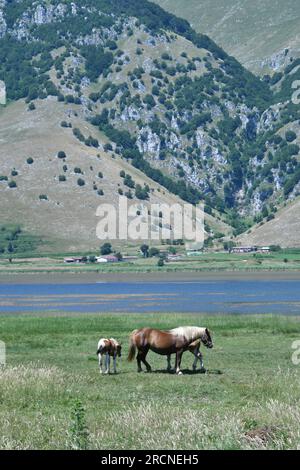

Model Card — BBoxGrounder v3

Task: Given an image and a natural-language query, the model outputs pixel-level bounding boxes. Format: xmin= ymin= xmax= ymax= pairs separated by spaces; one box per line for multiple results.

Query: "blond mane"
xmin=169 ymin=326 xmax=206 ymax=343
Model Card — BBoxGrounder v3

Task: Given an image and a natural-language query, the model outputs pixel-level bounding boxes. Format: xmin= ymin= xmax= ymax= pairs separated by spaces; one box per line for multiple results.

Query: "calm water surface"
xmin=0 ymin=279 xmax=300 ymax=314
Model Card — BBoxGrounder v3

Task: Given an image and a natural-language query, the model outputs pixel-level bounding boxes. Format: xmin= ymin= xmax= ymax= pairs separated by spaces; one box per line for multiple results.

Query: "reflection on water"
xmin=0 ymin=280 xmax=300 ymax=314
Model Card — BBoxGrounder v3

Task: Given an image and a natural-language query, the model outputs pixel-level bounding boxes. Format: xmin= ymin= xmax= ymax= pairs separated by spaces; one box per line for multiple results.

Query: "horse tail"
xmin=127 ymin=330 xmax=138 ymax=361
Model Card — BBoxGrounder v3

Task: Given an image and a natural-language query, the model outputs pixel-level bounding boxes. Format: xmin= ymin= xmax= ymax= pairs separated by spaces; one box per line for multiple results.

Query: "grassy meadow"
xmin=1 ymin=312 xmax=300 ymax=450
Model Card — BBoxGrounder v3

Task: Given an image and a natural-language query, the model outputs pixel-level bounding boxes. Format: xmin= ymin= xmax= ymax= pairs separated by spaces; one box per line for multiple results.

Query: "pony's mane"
xmin=169 ymin=326 xmax=206 ymax=342
xmin=109 ymin=337 xmax=120 ymax=346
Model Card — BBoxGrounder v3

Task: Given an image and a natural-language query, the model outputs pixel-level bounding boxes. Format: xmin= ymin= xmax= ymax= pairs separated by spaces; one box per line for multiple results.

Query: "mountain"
xmin=238 ymin=196 xmax=300 ymax=248
xmin=0 ymin=0 xmax=300 ymax=250
xmin=154 ymin=0 xmax=300 ymax=74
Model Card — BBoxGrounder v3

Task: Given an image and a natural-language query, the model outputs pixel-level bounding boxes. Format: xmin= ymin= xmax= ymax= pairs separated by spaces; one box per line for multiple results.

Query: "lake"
xmin=0 ymin=278 xmax=300 ymax=314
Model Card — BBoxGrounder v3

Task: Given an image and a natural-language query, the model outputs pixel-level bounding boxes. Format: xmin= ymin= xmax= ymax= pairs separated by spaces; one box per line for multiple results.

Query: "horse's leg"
xmin=105 ymin=352 xmax=110 ymax=374
xmin=191 ymin=344 xmax=201 ymax=370
xmin=140 ymin=346 xmax=151 ymax=372
xmin=98 ymin=353 xmax=103 ymax=374
xmin=113 ymin=352 xmax=117 ymax=374
xmin=193 ymin=348 xmax=205 ymax=372
xmin=192 ymin=349 xmax=198 ymax=371
xmin=175 ymin=349 xmax=184 ymax=375
xmin=167 ymin=354 xmax=172 ymax=371
xmin=198 ymin=350 xmax=205 ymax=371
xmin=136 ymin=349 xmax=143 ymax=373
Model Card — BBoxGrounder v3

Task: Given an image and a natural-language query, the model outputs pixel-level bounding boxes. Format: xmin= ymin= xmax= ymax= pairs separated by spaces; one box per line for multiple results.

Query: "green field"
xmin=1 ymin=312 xmax=300 ymax=450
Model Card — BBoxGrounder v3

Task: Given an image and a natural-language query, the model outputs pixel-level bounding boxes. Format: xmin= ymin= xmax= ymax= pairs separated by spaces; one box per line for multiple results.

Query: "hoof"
xmin=177 ymin=371 xmax=183 ymax=376
xmin=200 ymin=367 xmax=206 ymax=374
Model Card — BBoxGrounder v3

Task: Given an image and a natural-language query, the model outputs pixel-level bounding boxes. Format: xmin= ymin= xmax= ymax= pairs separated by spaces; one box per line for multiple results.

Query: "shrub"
xmin=100 ymin=243 xmax=112 ymax=255
xmin=149 ymin=247 xmax=160 ymax=257
xmin=39 ymin=194 xmax=48 ymax=200
xmin=285 ymin=130 xmax=297 ymax=142
xmin=8 ymin=180 xmax=17 ymax=188
xmin=135 ymin=184 xmax=149 ymax=200
xmin=161 ymin=52 xmax=172 ymax=61
xmin=124 ymin=174 xmax=135 ymax=188
xmin=57 ymin=151 xmax=66 ymax=159
xmin=104 ymin=143 xmax=113 ymax=151
xmin=69 ymin=399 xmax=89 ymax=450
xmin=59 ymin=175 xmax=66 ymax=182
xmin=140 ymin=244 xmax=149 ymax=257
xmin=77 ymin=178 xmax=85 ymax=186
xmin=125 ymin=190 xmax=133 ymax=199
xmin=85 ymin=136 xmax=99 ymax=148
xmin=73 ymin=128 xmax=85 ymax=142
xmin=143 ymin=94 xmax=156 ymax=109
xmin=27 ymin=157 xmax=34 ymax=164
xmin=157 ymin=257 xmax=164 ymax=267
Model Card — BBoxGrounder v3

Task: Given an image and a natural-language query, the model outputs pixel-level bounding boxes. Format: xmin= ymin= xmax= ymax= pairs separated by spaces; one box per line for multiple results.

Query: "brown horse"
xmin=128 ymin=326 xmax=213 ymax=375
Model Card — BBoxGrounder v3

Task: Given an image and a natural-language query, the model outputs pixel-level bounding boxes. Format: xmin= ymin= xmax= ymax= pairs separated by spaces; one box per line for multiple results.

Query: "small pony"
xmin=97 ymin=338 xmax=122 ymax=374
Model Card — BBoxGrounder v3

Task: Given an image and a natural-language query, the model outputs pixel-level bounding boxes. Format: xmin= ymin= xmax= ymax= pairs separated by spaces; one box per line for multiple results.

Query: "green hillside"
xmin=0 ymin=0 xmax=300 ymax=249
xmin=154 ymin=0 xmax=300 ymax=73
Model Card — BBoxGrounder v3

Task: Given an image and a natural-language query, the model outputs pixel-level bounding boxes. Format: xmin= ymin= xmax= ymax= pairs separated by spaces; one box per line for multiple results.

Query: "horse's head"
xmin=116 ymin=342 xmax=122 ymax=357
xmin=201 ymin=328 xmax=213 ymax=349
xmin=110 ymin=338 xmax=122 ymax=357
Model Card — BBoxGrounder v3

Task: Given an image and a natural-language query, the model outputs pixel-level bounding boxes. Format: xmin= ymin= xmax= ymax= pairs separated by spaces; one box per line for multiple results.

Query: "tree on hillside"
xmin=149 ymin=247 xmax=160 ymax=257
xmin=140 ymin=244 xmax=149 ymax=258
xmin=100 ymin=243 xmax=112 ymax=255
xmin=157 ymin=257 xmax=164 ymax=267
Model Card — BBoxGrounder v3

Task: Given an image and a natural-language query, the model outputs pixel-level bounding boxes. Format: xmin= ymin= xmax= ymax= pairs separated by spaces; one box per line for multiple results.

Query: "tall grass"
xmin=0 ymin=313 xmax=300 ymax=449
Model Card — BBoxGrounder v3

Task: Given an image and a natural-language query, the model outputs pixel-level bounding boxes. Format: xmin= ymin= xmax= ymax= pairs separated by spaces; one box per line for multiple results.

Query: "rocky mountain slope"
xmin=238 ymin=196 xmax=300 ymax=248
xmin=0 ymin=98 xmax=231 ymax=251
xmin=154 ymin=0 xmax=300 ymax=74
xmin=0 ymin=0 xmax=300 ymax=249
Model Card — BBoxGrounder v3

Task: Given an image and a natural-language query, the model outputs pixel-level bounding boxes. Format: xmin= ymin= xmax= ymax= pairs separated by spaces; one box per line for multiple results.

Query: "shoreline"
xmin=1 ymin=269 xmax=300 ymax=284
